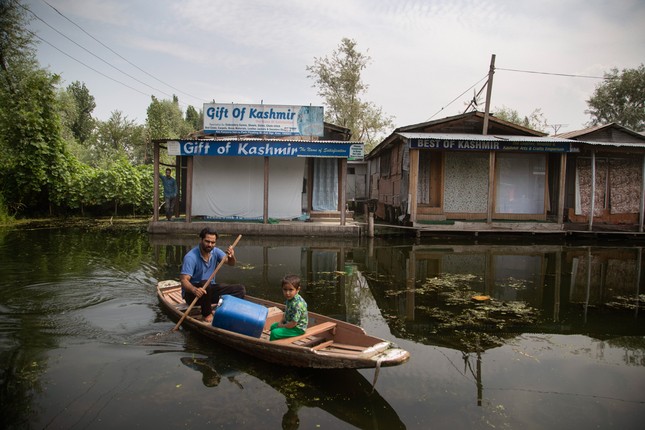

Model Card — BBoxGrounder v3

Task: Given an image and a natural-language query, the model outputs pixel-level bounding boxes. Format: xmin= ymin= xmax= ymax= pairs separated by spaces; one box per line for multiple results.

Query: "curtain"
xmin=312 ymin=158 xmax=338 ymax=211
xmin=417 ymin=151 xmax=431 ymax=204
xmin=192 ymin=156 xmax=304 ymax=219
xmin=609 ymin=158 xmax=641 ymax=214
xmin=575 ymin=158 xmax=607 ymax=216
xmin=495 ymin=153 xmax=546 ymax=214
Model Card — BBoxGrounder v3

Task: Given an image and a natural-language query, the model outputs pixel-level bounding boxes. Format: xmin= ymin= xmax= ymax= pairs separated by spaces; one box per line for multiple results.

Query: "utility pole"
xmin=482 ymin=54 xmax=496 ymax=135
xmin=483 ymin=54 xmax=496 ymax=225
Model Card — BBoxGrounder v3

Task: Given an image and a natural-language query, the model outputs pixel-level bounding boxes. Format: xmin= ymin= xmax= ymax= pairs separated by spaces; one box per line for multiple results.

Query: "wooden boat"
xmin=157 ymin=280 xmax=410 ymax=369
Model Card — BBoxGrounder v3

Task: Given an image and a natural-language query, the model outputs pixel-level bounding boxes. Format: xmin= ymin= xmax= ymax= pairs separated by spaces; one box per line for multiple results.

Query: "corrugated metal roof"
xmin=555 ymin=123 xmax=645 ymax=144
xmin=397 ymin=132 xmax=574 ymax=144
xmin=569 ymin=140 xmax=645 ymax=148
xmin=396 ymin=132 xmax=645 ymax=149
xmin=184 ymin=137 xmax=363 ymax=145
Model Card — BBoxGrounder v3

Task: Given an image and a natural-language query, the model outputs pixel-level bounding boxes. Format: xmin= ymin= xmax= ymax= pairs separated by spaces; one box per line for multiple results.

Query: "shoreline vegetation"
xmin=0 ymin=216 xmax=151 ymax=231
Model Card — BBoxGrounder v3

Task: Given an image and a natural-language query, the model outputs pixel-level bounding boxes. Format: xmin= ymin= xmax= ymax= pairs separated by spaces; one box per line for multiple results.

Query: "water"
xmin=0 ymin=227 xmax=643 ymax=429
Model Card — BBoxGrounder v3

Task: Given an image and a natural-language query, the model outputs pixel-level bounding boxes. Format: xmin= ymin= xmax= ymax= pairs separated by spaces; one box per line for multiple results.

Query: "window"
xmin=495 ymin=153 xmax=546 ymax=214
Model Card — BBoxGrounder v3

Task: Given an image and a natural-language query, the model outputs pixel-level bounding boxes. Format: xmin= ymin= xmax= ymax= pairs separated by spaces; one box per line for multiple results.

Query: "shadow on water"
xmin=176 ymin=351 xmax=406 ymax=430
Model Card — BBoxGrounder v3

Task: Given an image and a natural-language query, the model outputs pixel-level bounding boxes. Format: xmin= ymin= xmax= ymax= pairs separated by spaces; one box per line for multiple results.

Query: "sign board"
xmin=409 ymin=138 xmax=573 ymax=153
xmin=203 ymin=103 xmax=324 ymax=137
xmin=167 ymin=140 xmax=364 ymax=160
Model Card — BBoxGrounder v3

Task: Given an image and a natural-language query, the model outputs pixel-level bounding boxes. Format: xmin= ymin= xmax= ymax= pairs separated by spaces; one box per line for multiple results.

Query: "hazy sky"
xmin=25 ymin=0 xmax=645 ymax=135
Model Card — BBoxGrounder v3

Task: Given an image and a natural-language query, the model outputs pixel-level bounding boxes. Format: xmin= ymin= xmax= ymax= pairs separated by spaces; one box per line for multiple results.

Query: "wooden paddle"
xmin=172 ymin=234 xmax=242 ymax=331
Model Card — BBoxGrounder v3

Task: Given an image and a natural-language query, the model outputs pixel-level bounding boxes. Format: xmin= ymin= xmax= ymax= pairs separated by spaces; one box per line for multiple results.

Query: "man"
xmin=159 ymin=168 xmax=178 ymax=220
xmin=180 ymin=227 xmax=246 ymax=323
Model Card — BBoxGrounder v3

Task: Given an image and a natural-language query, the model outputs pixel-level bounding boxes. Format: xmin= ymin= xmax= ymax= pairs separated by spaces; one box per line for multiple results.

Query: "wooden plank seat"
xmin=311 ymin=340 xmax=334 ymax=350
xmin=312 ymin=341 xmax=366 ymax=354
xmin=294 ymin=335 xmax=326 ymax=347
xmin=168 ymin=290 xmax=184 ymax=305
xmin=273 ymin=321 xmax=337 ymax=345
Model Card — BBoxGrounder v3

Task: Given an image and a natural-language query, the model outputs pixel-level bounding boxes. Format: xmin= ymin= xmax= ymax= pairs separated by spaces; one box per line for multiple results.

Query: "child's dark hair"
xmin=282 ymin=274 xmax=301 ymax=289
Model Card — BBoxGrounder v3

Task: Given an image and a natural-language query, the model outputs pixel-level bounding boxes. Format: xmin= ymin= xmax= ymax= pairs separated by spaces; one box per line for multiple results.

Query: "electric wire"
xmin=427 ymin=74 xmax=489 ymax=121
xmin=21 ymin=2 xmax=176 ymax=99
xmin=40 ymin=0 xmax=207 ymax=103
xmin=429 ymin=65 xmax=610 ymax=124
xmin=497 ymin=67 xmax=609 ymax=80
xmin=28 ymin=30 xmax=150 ymax=98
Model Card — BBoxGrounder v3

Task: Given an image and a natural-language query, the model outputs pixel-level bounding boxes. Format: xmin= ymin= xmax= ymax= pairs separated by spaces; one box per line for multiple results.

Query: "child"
xmin=270 ymin=275 xmax=308 ymax=341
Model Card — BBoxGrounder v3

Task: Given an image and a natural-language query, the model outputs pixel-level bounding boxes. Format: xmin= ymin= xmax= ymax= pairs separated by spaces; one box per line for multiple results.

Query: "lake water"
xmin=0 ymin=226 xmax=643 ymax=429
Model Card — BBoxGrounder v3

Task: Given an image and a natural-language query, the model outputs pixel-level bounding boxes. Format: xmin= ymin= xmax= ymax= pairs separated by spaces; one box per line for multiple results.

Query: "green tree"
xmin=185 ymin=105 xmax=202 ymax=132
xmin=585 ymin=64 xmax=645 ymax=131
xmin=493 ymin=106 xmax=548 ymax=133
xmin=0 ymin=0 xmax=37 ymax=81
xmin=65 ymin=81 xmax=96 ymax=144
xmin=0 ymin=0 xmax=72 ymax=214
xmin=306 ymin=38 xmax=393 ymax=151
xmin=57 ymin=84 xmax=94 ymax=164
xmin=146 ymin=95 xmax=192 ymax=139
xmin=93 ymin=110 xmax=147 ymax=166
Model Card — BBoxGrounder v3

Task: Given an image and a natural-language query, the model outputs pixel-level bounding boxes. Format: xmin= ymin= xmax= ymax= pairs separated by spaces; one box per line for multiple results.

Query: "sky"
xmin=24 ymin=0 xmax=645 ymax=135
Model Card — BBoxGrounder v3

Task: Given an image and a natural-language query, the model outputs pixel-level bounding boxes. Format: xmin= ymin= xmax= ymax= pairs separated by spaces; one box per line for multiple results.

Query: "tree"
xmin=306 ymin=38 xmax=393 ymax=151
xmin=0 ymin=1 xmax=155 ymax=218
xmin=585 ymin=64 xmax=645 ymax=131
xmin=146 ymin=95 xmax=191 ymax=139
xmin=493 ymin=106 xmax=548 ymax=133
xmin=185 ymin=105 xmax=202 ymax=132
xmin=0 ymin=0 xmax=72 ymax=214
xmin=93 ymin=110 xmax=147 ymax=166
xmin=65 ymin=81 xmax=96 ymax=144
xmin=0 ymin=0 xmax=38 ymax=83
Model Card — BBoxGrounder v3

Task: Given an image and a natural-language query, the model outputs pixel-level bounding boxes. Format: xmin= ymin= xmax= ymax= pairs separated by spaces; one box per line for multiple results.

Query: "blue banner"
xmin=167 ymin=140 xmax=364 ymax=160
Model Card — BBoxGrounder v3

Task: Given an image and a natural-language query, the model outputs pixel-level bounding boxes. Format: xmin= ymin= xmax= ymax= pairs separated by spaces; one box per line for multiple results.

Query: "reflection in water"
xmin=360 ymin=242 xmax=645 ymax=408
xmin=180 ymin=357 xmax=243 ymax=388
xmin=151 ymin=236 xmax=645 ymax=359
xmin=179 ymin=353 xmax=406 ymax=430
xmin=1 ymin=229 xmax=644 ymax=429
xmin=363 ymin=243 xmax=644 ymax=342
xmin=0 ymin=228 xmax=158 ymax=430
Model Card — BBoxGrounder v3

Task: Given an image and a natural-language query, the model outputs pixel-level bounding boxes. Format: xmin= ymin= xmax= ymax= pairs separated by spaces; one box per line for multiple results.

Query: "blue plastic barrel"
xmin=212 ymin=295 xmax=268 ymax=338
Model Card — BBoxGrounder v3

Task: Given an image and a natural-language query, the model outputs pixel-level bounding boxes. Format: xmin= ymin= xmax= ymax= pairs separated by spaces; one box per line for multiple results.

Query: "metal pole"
xmin=153 ymin=142 xmax=159 ymax=222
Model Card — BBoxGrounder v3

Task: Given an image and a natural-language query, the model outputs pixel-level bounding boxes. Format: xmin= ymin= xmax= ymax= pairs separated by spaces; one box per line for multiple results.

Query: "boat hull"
xmin=157 ymin=280 xmax=410 ymax=369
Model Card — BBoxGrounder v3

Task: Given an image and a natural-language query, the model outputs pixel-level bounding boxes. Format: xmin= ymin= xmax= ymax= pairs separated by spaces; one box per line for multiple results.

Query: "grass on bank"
xmin=0 ymin=215 xmax=152 ymax=230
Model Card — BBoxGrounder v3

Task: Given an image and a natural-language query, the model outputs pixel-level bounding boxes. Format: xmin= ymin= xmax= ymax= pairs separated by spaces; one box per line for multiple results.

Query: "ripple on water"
xmin=0 ymin=271 xmax=164 ymax=347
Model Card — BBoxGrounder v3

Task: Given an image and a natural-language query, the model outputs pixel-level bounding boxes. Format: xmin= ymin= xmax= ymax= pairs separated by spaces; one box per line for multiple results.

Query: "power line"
xmin=40 ymin=0 xmax=207 ymax=104
xmin=497 ymin=67 xmax=609 ymax=80
xmin=22 ymin=3 xmax=176 ymax=99
xmin=29 ymin=30 xmax=151 ymax=98
xmin=31 ymin=30 xmax=198 ymax=115
xmin=428 ymin=74 xmax=489 ymax=121
xmin=430 ymin=64 xmax=609 ymax=124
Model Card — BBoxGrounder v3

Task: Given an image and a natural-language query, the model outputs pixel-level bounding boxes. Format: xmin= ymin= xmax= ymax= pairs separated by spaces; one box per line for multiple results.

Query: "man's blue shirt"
xmin=159 ymin=174 xmax=177 ymax=198
xmin=180 ymin=246 xmax=226 ymax=288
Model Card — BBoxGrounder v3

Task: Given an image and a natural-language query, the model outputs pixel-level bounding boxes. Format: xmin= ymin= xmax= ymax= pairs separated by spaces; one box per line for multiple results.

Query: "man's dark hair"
xmin=199 ymin=227 xmax=218 ymax=239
